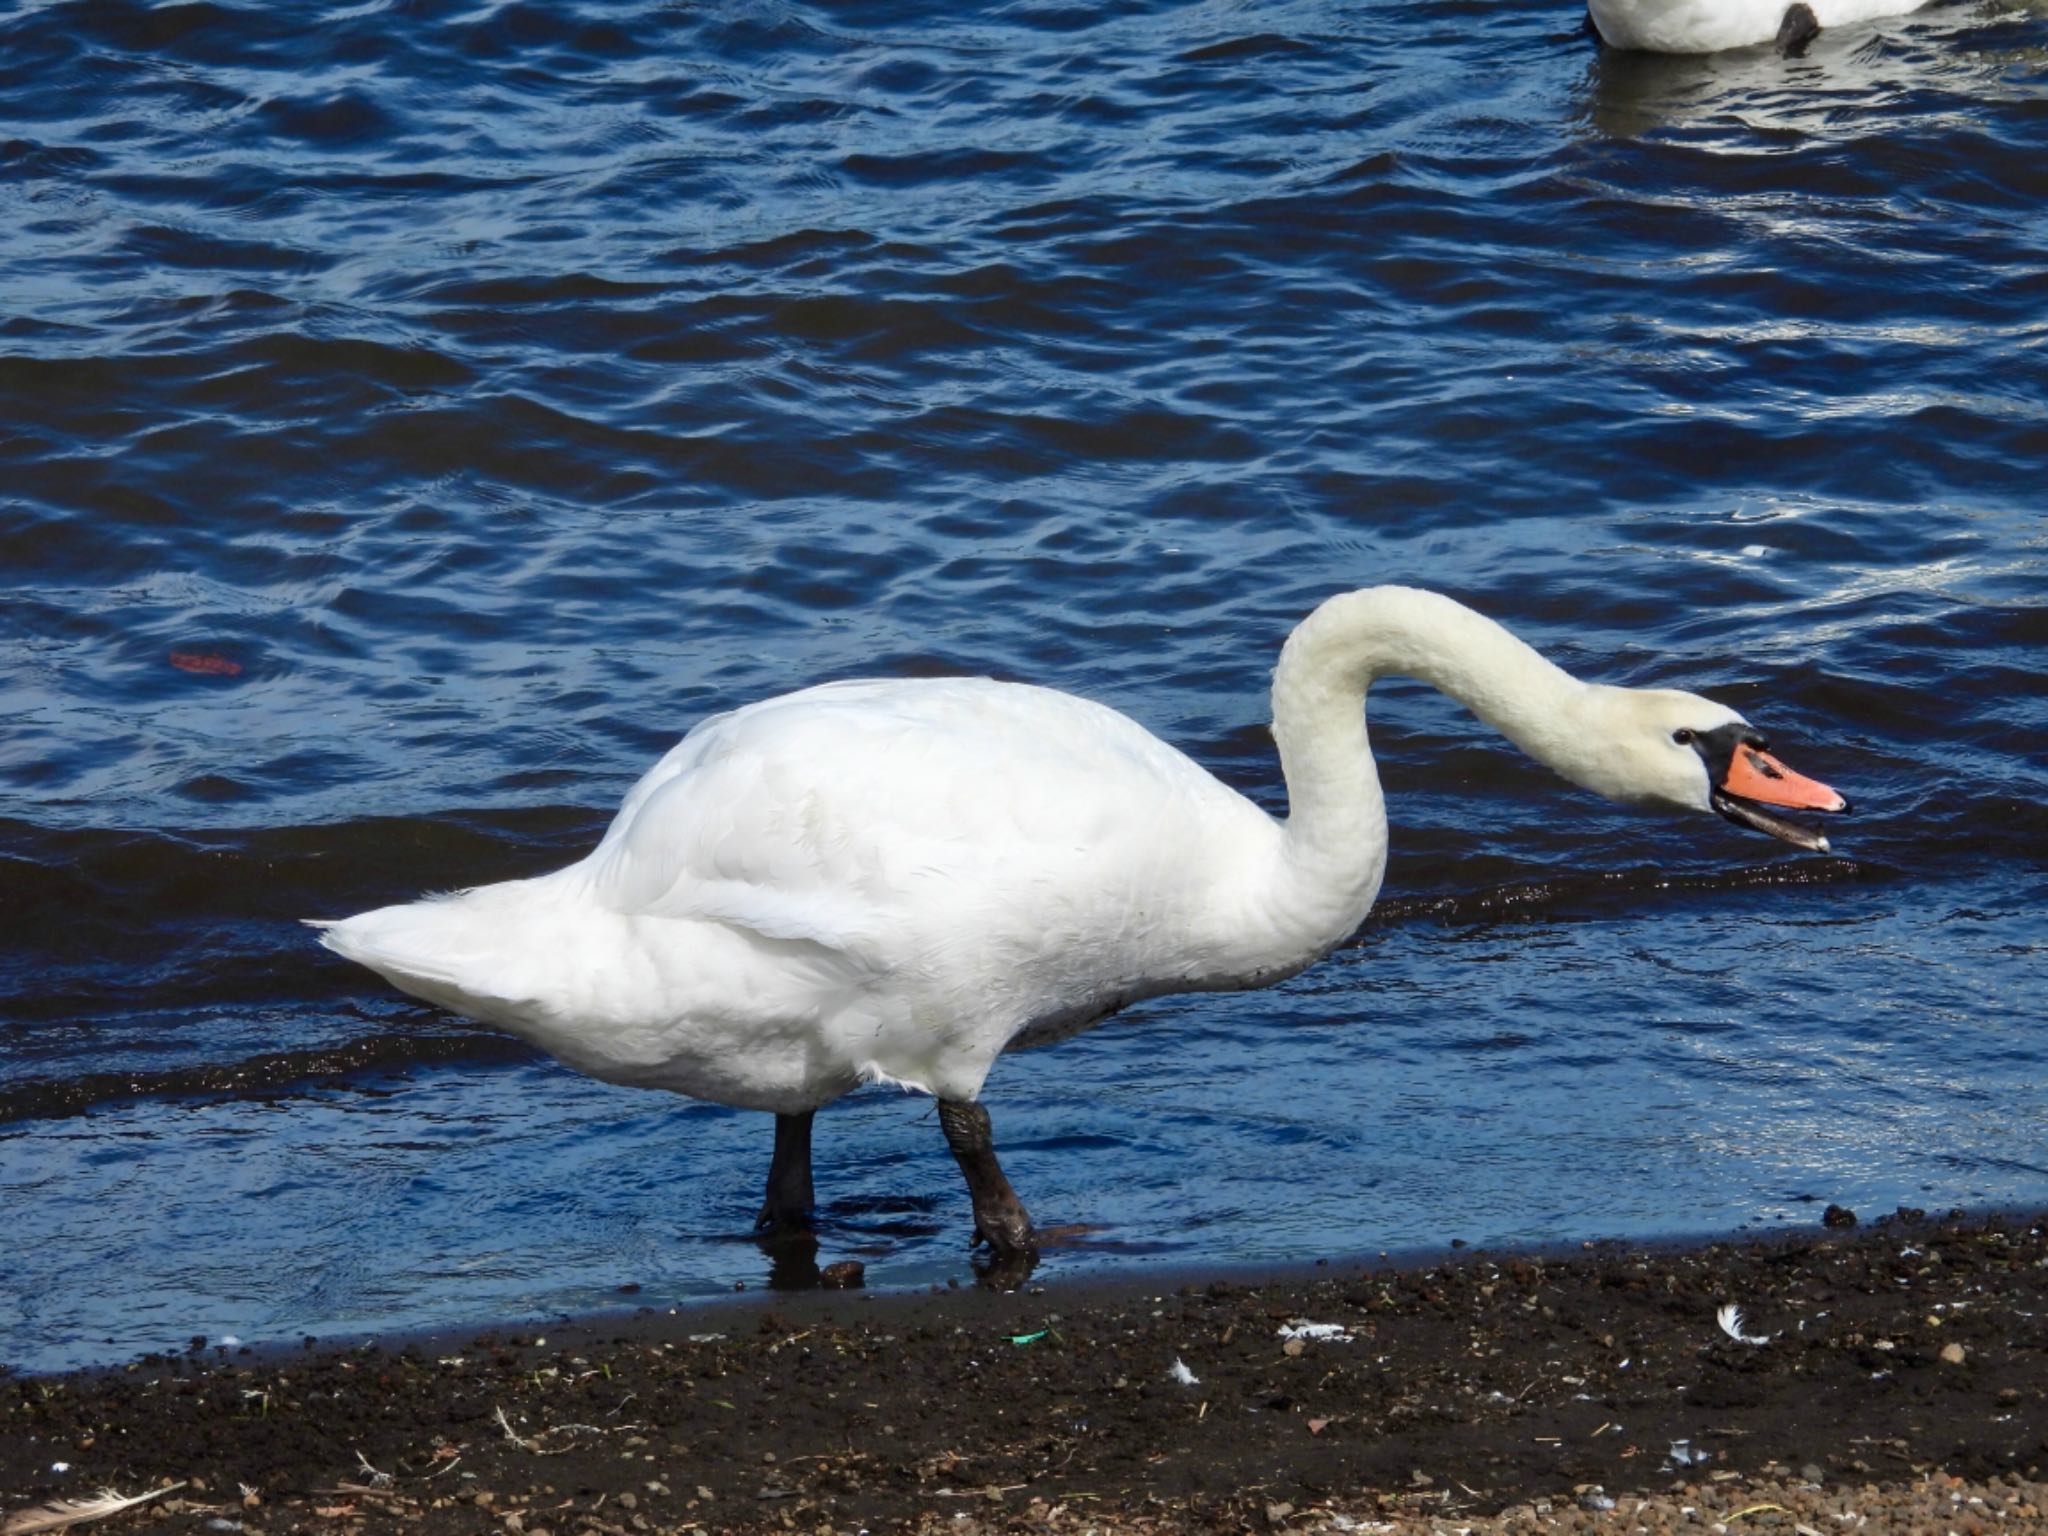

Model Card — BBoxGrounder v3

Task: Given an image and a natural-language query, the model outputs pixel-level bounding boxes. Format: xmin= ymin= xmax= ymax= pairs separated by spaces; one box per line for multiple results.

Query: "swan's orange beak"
xmin=1710 ymin=740 xmax=1850 ymax=852
xmin=1721 ymin=745 xmax=1848 ymax=815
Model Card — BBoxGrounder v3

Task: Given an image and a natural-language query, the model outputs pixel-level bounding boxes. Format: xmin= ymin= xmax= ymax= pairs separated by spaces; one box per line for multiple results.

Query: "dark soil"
xmin=5 ymin=1208 xmax=2046 ymax=1533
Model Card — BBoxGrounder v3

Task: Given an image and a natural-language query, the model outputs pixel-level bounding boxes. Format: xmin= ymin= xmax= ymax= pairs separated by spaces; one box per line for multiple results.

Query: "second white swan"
xmin=314 ymin=586 xmax=1848 ymax=1262
xmin=1587 ymin=0 xmax=1933 ymax=54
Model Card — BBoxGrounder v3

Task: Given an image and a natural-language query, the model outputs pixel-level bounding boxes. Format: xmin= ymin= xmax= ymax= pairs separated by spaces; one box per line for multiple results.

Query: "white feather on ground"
xmin=1278 ymin=1321 xmax=1354 ymax=1342
xmin=1 ymin=1485 xmax=184 ymax=1536
xmin=1717 ymin=1303 xmax=1776 ymax=1345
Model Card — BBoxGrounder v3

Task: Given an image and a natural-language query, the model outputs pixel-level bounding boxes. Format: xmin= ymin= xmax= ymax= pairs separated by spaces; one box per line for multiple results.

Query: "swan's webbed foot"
xmin=937 ymin=1099 xmax=1037 ymax=1270
xmin=754 ymin=1109 xmax=818 ymax=1238
xmin=1775 ymin=2 xmax=1819 ymax=53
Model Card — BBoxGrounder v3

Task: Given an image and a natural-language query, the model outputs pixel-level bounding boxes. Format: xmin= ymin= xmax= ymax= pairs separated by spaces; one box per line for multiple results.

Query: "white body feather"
xmin=315 ymin=588 xmax=1746 ymax=1116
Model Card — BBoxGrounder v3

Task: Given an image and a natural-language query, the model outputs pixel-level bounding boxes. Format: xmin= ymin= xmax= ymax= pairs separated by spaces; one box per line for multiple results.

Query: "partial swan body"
xmin=1588 ymin=0 xmax=1932 ymax=53
xmin=314 ymin=587 xmax=1847 ymax=1263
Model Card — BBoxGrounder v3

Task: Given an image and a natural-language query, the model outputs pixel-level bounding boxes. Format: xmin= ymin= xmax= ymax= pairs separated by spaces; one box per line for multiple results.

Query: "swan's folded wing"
xmin=582 ymin=739 xmax=953 ymax=971
xmin=576 ymin=677 xmax=1269 ymax=986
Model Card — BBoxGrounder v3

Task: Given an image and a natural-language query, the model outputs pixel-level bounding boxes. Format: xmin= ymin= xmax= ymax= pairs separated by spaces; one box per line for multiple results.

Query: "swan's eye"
xmin=1672 ymin=728 xmax=1696 ymax=746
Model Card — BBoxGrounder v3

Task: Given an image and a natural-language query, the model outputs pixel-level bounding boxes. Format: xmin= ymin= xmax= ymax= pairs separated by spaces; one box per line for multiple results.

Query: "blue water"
xmin=3 ymin=0 xmax=2046 ymax=1376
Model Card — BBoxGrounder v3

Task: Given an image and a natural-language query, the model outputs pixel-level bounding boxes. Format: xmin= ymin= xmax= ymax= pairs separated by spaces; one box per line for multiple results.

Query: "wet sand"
xmin=4 ymin=1208 xmax=2044 ymax=1534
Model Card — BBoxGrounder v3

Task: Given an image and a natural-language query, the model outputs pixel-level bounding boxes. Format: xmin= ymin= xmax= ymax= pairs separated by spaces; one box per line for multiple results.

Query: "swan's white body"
xmin=1588 ymin=0 xmax=1931 ymax=52
xmin=318 ymin=587 xmax=1829 ymax=1133
xmin=323 ymin=673 xmax=1314 ymax=1113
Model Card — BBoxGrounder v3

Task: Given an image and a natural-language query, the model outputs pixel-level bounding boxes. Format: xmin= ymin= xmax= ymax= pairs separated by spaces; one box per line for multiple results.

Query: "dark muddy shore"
xmin=5 ymin=1208 xmax=2045 ymax=1534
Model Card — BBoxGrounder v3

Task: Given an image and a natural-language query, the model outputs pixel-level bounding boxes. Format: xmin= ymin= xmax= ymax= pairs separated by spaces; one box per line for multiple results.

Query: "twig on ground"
xmin=930 ymin=1485 xmax=1030 ymax=1498
xmin=495 ymin=1405 xmax=538 ymax=1451
xmin=494 ymin=1404 xmax=649 ymax=1454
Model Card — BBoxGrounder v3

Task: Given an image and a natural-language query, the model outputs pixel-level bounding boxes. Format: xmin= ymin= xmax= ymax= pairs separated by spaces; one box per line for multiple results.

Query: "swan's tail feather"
xmin=310 ymin=895 xmax=527 ymax=1017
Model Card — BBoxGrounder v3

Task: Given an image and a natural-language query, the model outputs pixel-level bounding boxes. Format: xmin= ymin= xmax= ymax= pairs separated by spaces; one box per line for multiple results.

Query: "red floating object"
xmin=169 ymin=651 xmax=243 ymax=677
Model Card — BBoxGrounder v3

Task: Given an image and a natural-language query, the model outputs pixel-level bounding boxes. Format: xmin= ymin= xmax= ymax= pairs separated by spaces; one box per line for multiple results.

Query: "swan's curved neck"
xmin=1267 ymin=586 xmax=1589 ymax=920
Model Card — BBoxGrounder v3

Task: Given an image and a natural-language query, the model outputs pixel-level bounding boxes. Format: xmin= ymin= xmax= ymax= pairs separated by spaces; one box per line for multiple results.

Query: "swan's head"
xmin=1577 ymin=686 xmax=1851 ymax=852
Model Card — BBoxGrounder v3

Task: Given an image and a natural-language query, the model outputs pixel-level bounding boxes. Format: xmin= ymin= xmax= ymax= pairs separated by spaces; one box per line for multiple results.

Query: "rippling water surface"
xmin=3 ymin=0 xmax=2046 ymax=1374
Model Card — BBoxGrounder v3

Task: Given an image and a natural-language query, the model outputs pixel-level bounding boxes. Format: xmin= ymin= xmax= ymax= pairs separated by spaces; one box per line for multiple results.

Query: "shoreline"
xmin=5 ymin=1207 xmax=2044 ymax=1533
xmin=17 ymin=1202 xmax=1995 ymax=1384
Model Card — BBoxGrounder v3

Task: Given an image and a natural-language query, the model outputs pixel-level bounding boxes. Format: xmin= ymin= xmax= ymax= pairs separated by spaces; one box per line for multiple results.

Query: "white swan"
xmin=313 ymin=587 xmax=1847 ymax=1261
xmin=1588 ymin=0 xmax=1932 ymax=53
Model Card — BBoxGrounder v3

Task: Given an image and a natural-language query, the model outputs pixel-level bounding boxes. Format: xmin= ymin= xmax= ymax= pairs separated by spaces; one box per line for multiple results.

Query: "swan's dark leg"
xmin=1776 ymin=2 xmax=1819 ymax=53
xmin=755 ymin=1109 xmax=816 ymax=1234
xmin=937 ymin=1099 xmax=1034 ymax=1257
